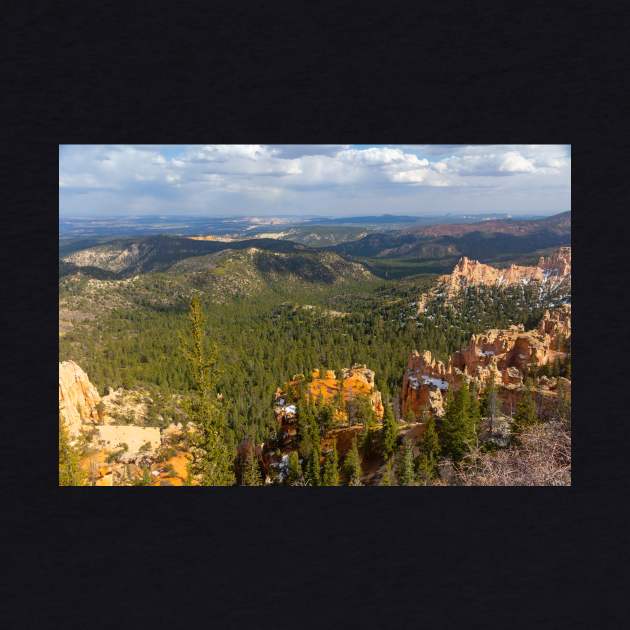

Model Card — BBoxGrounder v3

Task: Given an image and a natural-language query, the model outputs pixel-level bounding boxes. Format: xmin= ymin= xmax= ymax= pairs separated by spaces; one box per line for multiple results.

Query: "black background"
xmin=3 ymin=1 xmax=629 ymax=628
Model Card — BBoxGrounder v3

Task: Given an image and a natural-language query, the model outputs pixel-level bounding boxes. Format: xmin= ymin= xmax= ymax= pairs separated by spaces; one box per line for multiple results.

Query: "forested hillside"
xmin=59 ymin=230 xmax=571 ymax=487
xmin=60 ymin=252 xmax=564 ymax=447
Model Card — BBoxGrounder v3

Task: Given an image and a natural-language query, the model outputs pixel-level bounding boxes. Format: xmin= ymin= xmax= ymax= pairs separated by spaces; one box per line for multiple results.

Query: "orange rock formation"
xmin=402 ymin=306 xmax=571 ymax=419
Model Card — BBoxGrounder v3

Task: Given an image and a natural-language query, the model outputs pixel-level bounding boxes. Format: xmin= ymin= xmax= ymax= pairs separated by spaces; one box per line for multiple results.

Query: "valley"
xmin=59 ymin=211 xmax=571 ymax=487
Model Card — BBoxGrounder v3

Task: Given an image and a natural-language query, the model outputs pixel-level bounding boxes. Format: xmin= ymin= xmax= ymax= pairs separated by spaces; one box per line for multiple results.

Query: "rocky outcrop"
xmin=402 ymin=306 xmax=571 ymax=419
xmin=307 ymin=365 xmax=384 ymax=421
xmin=59 ymin=361 xmax=186 ymax=487
xmin=538 ymin=247 xmax=572 ymax=278
xmin=82 ymin=448 xmax=191 ymax=486
xmin=537 ymin=304 xmax=571 ymax=348
xmin=59 ymin=361 xmax=102 ymax=437
xmin=272 ymin=364 xmax=384 ymax=452
xmin=418 ymin=247 xmax=571 ymax=312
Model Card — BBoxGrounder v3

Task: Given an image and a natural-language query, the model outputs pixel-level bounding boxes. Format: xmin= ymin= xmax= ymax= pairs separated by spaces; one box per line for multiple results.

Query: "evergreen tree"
xmin=181 ymin=295 xmax=235 ymax=486
xmin=59 ymin=419 xmax=86 ymax=486
xmin=322 ymin=441 xmax=339 ymax=486
xmin=306 ymin=442 xmax=321 ymax=486
xmin=469 ymin=382 xmax=481 ymax=440
xmin=438 ymin=380 xmax=476 ymax=463
xmin=380 ymin=459 xmax=396 ymax=486
xmin=481 ymin=378 xmax=499 ymax=431
xmin=337 ymin=376 xmax=346 ymax=413
xmin=297 ymin=403 xmax=314 ymax=460
xmin=397 ymin=437 xmax=415 ymax=486
xmin=380 ymin=404 xmax=398 ymax=461
xmin=287 ymin=451 xmax=303 ymax=485
xmin=551 ymin=358 xmax=560 ymax=377
xmin=343 ymin=436 xmax=362 ymax=486
xmin=317 ymin=404 xmax=334 ymax=435
xmin=556 ymin=378 xmax=571 ymax=428
xmin=512 ymin=381 xmax=539 ymax=442
xmin=416 ymin=416 xmax=441 ymax=484
xmin=241 ymin=446 xmax=262 ymax=486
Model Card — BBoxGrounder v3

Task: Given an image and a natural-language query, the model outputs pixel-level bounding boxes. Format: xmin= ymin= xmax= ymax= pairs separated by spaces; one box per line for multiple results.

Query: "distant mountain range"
xmin=59 ymin=211 xmax=571 ymax=284
xmin=329 ymin=211 xmax=570 ymax=261
xmin=59 ymin=212 xmax=560 ymax=240
xmin=60 ymin=235 xmax=310 ymax=278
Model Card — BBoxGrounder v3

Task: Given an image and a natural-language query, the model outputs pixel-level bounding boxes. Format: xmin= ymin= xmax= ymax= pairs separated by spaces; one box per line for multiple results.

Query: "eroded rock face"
xmin=59 ymin=361 xmax=102 ymax=437
xmin=538 ymin=247 xmax=572 ymax=278
xmin=59 ymin=361 xmax=172 ymax=472
xmin=418 ymin=247 xmax=571 ymax=312
xmin=402 ymin=306 xmax=571 ymax=418
xmin=537 ymin=304 xmax=571 ymax=348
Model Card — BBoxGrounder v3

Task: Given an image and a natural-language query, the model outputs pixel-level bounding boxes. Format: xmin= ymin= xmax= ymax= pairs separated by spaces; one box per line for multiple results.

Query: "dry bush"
xmin=455 ymin=421 xmax=571 ymax=486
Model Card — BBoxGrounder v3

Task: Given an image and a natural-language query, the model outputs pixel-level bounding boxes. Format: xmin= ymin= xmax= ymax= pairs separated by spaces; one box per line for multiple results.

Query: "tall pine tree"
xmin=481 ymin=378 xmax=499 ymax=432
xmin=241 ymin=446 xmax=262 ymax=486
xmin=397 ymin=437 xmax=416 ymax=486
xmin=380 ymin=404 xmax=398 ymax=461
xmin=380 ymin=459 xmax=396 ymax=486
xmin=181 ymin=295 xmax=235 ymax=486
xmin=469 ymin=382 xmax=481 ymax=444
xmin=322 ymin=441 xmax=339 ymax=486
xmin=306 ymin=442 xmax=321 ymax=486
xmin=416 ymin=416 xmax=441 ymax=484
xmin=511 ymin=380 xmax=539 ymax=442
xmin=343 ymin=436 xmax=362 ymax=486
xmin=59 ymin=419 xmax=86 ymax=486
xmin=439 ymin=380 xmax=476 ymax=463
xmin=287 ymin=451 xmax=303 ymax=485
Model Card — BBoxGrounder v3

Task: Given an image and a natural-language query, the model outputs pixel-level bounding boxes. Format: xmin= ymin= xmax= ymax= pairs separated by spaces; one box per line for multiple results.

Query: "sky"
xmin=59 ymin=144 xmax=571 ymax=218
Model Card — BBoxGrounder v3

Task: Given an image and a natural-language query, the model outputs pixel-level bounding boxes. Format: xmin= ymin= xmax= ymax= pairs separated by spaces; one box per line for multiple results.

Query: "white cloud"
xmin=193 ymin=144 xmax=276 ymax=161
xmin=437 ymin=145 xmax=570 ymax=177
xmin=499 ymin=151 xmax=536 ymax=173
xmin=337 ymin=147 xmax=427 ymax=166
xmin=59 ymin=144 xmax=571 ymax=216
